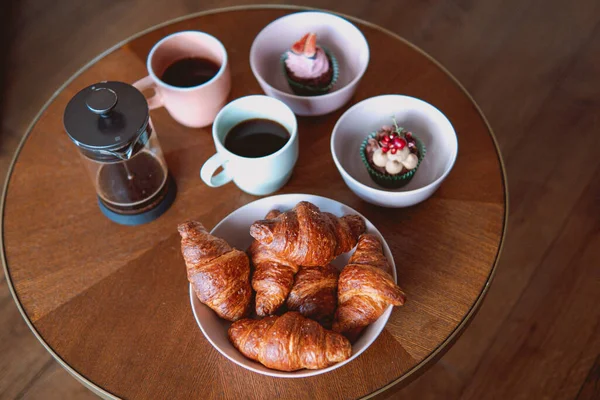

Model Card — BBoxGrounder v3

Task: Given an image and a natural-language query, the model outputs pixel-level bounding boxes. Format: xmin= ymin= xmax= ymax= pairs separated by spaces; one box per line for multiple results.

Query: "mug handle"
xmin=200 ymin=153 xmax=233 ymax=187
xmin=133 ymin=76 xmax=164 ymax=110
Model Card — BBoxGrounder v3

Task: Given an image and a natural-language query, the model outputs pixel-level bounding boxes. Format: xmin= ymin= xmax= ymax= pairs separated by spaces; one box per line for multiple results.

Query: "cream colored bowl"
xmin=250 ymin=11 xmax=370 ymax=116
xmin=331 ymin=95 xmax=459 ymax=208
xmin=189 ymin=194 xmax=396 ymax=377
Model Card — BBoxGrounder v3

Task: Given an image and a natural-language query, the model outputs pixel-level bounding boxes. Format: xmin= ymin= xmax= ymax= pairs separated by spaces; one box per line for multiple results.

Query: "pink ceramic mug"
xmin=133 ymin=31 xmax=231 ymax=128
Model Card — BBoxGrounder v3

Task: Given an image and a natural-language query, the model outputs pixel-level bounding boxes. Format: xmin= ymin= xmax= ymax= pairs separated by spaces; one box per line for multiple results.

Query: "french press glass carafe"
xmin=63 ymin=81 xmax=176 ymax=225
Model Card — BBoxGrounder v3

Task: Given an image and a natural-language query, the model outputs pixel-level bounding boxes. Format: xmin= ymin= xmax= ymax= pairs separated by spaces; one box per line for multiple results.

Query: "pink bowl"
xmin=250 ymin=11 xmax=370 ymax=116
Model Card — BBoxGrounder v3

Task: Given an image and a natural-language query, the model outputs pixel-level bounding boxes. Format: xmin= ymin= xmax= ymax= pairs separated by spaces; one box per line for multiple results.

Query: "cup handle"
xmin=200 ymin=153 xmax=233 ymax=187
xmin=133 ymin=76 xmax=164 ymax=110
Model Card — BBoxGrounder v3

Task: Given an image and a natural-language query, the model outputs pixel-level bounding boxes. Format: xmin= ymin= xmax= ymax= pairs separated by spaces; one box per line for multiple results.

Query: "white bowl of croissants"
xmin=178 ymin=194 xmax=406 ymax=377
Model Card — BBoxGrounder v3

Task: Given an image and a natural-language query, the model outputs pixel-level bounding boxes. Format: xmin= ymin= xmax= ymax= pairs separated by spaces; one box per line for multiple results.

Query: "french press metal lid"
xmin=63 ymin=81 xmax=151 ymax=162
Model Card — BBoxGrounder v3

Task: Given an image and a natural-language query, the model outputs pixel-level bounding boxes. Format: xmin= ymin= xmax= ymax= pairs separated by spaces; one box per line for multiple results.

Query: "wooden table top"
xmin=1 ymin=6 xmax=506 ymax=400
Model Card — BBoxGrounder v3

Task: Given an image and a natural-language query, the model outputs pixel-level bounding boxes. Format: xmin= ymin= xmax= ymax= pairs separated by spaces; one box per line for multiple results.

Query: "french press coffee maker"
xmin=63 ymin=81 xmax=176 ymax=225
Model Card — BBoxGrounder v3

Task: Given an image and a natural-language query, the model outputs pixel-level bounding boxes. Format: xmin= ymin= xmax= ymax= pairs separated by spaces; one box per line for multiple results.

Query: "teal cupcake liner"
xmin=360 ymin=133 xmax=427 ymax=189
xmin=280 ymin=46 xmax=339 ymax=96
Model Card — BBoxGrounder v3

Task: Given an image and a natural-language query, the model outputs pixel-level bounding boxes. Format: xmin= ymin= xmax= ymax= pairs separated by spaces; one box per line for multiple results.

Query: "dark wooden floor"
xmin=1 ymin=1 xmax=599 ymax=399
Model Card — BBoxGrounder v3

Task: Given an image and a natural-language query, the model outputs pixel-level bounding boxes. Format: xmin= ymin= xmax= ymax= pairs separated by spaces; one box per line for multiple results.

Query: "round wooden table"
xmin=1 ymin=6 xmax=506 ymax=400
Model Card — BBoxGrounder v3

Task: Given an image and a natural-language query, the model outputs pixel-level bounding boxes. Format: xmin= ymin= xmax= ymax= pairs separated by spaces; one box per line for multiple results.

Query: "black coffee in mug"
xmin=161 ymin=57 xmax=220 ymax=88
xmin=224 ymin=119 xmax=290 ymax=158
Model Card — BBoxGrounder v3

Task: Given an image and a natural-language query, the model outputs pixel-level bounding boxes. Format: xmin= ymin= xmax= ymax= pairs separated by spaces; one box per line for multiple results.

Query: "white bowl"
xmin=250 ymin=11 xmax=370 ymax=116
xmin=331 ymin=95 xmax=458 ymax=208
xmin=189 ymin=194 xmax=396 ymax=377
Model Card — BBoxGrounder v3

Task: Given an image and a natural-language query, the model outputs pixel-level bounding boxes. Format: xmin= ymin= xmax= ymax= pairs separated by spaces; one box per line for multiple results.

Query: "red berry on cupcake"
xmin=393 ymin=137 xmax=406 ymax=149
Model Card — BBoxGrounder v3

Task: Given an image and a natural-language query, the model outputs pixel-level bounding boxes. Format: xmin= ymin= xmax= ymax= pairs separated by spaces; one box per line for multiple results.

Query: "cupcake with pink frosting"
xmin=281 ymin=33 xmax=339 ymax=96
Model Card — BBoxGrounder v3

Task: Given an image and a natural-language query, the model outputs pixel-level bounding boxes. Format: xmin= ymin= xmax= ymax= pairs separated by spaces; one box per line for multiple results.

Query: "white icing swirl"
xmin=371 ymin=143 xmax=419 ymax=174
xmin=387 ymin=147 xmax=409 ymax=162
xmin=385 ymin=160 xmax=404 ymax=174
xmin=373 ymin=149 xmax=388 ymax=167
xmin=402 ymin=153 xmax=418 ymax=169
xmin=285 ymin=46 xmax=330 ymax=79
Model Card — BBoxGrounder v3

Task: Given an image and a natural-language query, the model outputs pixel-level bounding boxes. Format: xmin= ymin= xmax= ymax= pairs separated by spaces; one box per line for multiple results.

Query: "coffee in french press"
xmin=63 ymin=81 xmax=176 ymax=225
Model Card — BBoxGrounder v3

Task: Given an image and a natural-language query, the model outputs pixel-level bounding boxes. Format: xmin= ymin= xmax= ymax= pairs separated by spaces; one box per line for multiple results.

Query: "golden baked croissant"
xmin=249 ymin=201 xmax=366 ymax=267
xmin=248 ymin=210 xmax=299 ymax=316
xmin=287 ymin=264 xmax=339 ymax=327
xmin=228 ymin=311 xmax=352 ymax=371
xmin=178 ymin=221 xmax=251 ymax=321
xmin=333 ymin=234 xmax=406 ymax=337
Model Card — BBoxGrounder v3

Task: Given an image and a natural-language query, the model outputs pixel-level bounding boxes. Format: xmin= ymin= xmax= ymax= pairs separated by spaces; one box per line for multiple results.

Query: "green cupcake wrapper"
xmin=280 ymin=46 xmax=339 ymax=96
xmin=360 ymin=133 xmax=427 ymax=189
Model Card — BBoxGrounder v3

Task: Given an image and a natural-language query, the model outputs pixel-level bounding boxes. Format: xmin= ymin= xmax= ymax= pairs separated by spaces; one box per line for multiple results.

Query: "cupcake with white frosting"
xmin=360 ymin=119 xmax=426 ymax=188
xmin=281 ymin=33 xmax=338 ymax=96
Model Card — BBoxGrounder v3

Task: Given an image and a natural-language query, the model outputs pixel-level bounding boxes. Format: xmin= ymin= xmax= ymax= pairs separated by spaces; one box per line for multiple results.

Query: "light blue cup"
xmin=200 ymin=95 xmax=298 ymax=196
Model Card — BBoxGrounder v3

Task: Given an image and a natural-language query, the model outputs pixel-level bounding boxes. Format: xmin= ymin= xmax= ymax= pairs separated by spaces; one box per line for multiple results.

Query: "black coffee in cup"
xmin=224 ymin=119 xmax=290 ymax=158
xmin=161 ymin=57 xmax=220 ymax=87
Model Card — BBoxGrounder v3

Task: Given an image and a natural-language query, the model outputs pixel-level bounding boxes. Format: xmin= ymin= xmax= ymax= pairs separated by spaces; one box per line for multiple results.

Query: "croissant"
xmin=287 ymin=264 xmax=339 ymax=327
xmin=249 ymin=201 xmax=366 ymax=267
xmin=228 ymin=311 xmax=352 ymax=371
xmin=248 ymin=210 xmax=299 ymax=316
xmin=178 ymin=221 xmax=251 ymax=321
xmin=333 ymin=234 xmax=406 ymax=337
